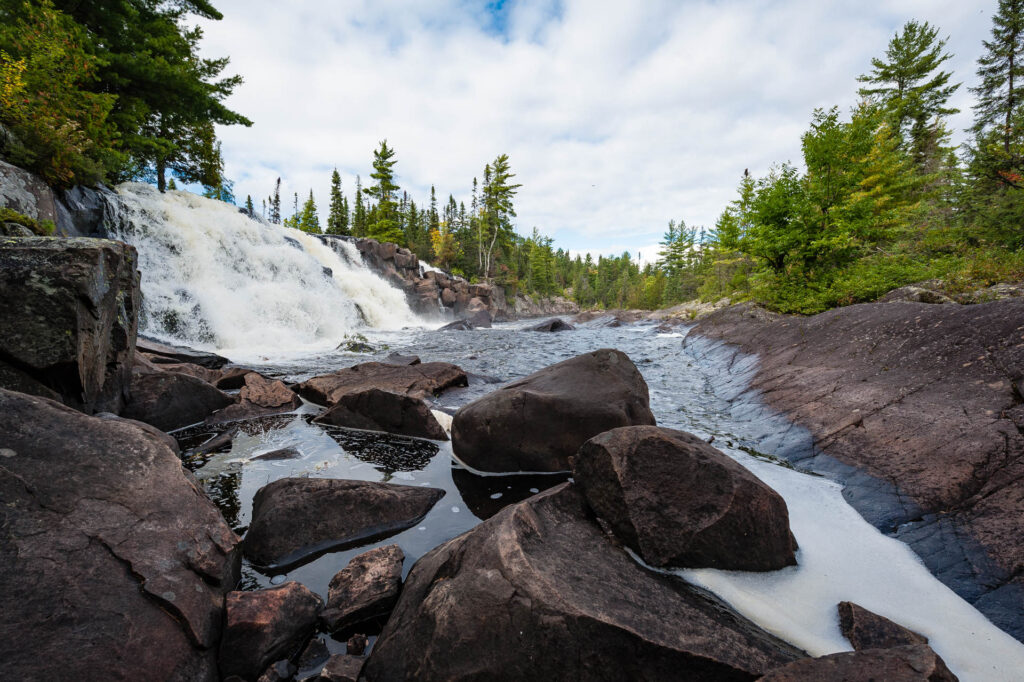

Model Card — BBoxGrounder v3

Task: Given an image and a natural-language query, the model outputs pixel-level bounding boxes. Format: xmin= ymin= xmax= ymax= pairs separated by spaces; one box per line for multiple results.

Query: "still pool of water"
xmin=174 ymin=317 xmax=1024 ymax=680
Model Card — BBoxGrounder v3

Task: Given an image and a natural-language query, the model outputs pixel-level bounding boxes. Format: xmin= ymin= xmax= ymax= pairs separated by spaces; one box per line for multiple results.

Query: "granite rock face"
xmin=0 ymin=237 xmax=139 ymax=414
xmin=690 ymin=300 xmax=1024 ymax=639
xmin=0 ymin=389 xmax=241 ymax=681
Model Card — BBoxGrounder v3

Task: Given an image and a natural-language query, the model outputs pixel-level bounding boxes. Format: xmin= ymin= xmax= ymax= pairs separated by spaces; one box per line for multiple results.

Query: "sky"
xmin=197 ymin=0 xmax=995 ymax=263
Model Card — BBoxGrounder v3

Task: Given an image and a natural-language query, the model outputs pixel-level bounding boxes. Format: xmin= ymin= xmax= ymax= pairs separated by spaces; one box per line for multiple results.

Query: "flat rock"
xmin=0 ymin=389 xmax=240 ymax=680
xmin=137 ymin=336 xmax=229 ymax=369
xmin=838 ymin=601 xmax=929 ymax=651
xmin=526 ymin=317 xmax=575 ymax=332
xmin=313 ymin=388 xmax=448 ymax=440
xmin=243 ymin=477 xmax=445 ymax=567
xmin=452 ymin=348 xmax=656 ymax=472
xmin=122 ymin=359 xmax=234 ymax=431
xmin=219 ymin=582 xmax=323 ymax=681
xmin=296 ymin=361 xmax=468 ymax=406
xmin=157 ymin=361 xmax=224 ymax=385
xmin=760 ymin=644 xmax=958 ymax=682
xmin=318 ymin=655 xmax=365 ymax=682
xmin=573 ymin=426 xmax=797 ymax=570
xmin=0 ymin=237 xmax=139 ymax=414
xmin=690 ymin=299 xmax=1024 ymax=638
xmin=321 ymin=545 xmax=405 ymax=633
xmin=363 ymin=483 xmax=803 ymax=681
xmin=207 ymin=372 xmax=301 ymax=424
xmin=384 ymin=353 xmax=421 ymax=366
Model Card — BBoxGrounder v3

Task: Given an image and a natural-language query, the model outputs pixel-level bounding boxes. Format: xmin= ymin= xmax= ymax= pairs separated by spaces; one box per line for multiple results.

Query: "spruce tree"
xmin=363 ymin=141 xmax=402 ymax=243
xmin=244 ymin=194 xmax=254 ymax=216
xmin=327 ymin=168 xmax=349 ymax=235
xmin=479 ymin=154 xmax=521 ymax=280
xmin=297 ymin=190 xmax=320 ymax=233
xmin=353 ymin=176 xmax=367 ymax=236
xmin=270 ymin=177 xmax=281 ymax=224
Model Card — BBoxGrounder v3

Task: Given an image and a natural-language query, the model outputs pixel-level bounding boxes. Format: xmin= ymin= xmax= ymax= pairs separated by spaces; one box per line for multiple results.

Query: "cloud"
xmin=197 ymin=0 xmax=993 ymax=257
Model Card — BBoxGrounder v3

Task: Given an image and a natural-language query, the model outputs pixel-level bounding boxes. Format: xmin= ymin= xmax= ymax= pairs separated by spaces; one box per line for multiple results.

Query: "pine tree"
xmin=857 ymin=20 xmax=959 ymax=161
xmin=479 ymin=154 xmax=521 ymax=281
xmin=326 ymin=168 xmax=349 ymax=235
xmin=244 ymin=194 xmax=254 ymax=216
xmin=297 ymin=190 xmax=320 ymax=233
xmin=270 ymin=177 xmax=281 ymax=224
xmin=167 ymin=178 xmax=177 ymax=190
xmin=363 ymin=140 xmax=402 ymax=243
xmin=353 ymin=176 xmax=366 ymax=236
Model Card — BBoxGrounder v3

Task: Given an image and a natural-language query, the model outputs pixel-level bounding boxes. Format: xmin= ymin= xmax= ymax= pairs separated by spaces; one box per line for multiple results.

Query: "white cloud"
xmin=197 ymin=0 xmax=994 ymax=257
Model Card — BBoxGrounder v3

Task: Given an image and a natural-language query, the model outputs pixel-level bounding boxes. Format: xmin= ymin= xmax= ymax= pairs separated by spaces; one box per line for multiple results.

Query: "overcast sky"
xmin=198 ymin=0 xmax=994 ymax=262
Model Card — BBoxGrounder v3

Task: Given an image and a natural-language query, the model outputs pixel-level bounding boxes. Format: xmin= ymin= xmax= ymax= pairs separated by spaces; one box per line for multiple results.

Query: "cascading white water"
xmin=109 ymin=183 xmax=421 ymax=359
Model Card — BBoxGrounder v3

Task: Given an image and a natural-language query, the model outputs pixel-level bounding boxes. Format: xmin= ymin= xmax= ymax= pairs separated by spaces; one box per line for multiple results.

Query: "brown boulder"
xmin=243 ymin=477 xmax=444 ymax=567
xmin=0 ymin=237 xmax=139 ymax=414
xmin=838 ymin=601 xmax=929 ymax=651
xmin=158 ymin=361 xmax=223 ymax=385
xmin=440 ymin=286 xmax=457 ymax=307
xmin=207 ymin=372 xmax=301 ymax=424
xmin=0 ymin=389 xmax=240 ymax=681
xmin=363 ymin=483 xmax=803 ymax=681
xmin=573 ymin=426 xmax=797 ymax=570
xmin=313 ymin=388 xmax=448 ymax=440
xmin=452 ymin=349 xmax=656 ymax=472
xmin=219 ymin=582 xmax=323 ymax=681
xmin=122 ymin=360 xmax=234 ymax=431
xmin=760 ymin=644 xmax=958 ymax=682
xmin=136 ymin=336 xmax=229 ymax=369
xmin=216 ymin=367 xmax=255 ymax=389
xmin=321 ymin=544 xmax=405 ymax=633
xmin=296 ymin=361 xmax=468 ymax=407
xmin=526 ymin=317 xmax=575 ymax=332
xmin=318 ymin=655 xmax=365 ymax=682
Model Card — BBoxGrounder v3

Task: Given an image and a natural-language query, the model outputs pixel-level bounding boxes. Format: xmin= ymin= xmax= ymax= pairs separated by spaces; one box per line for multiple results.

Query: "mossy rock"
xmin=0 ymin=207 xmax=55 ymax=236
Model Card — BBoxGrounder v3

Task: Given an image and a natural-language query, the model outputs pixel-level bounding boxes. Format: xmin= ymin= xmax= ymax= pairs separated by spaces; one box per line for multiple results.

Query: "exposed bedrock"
xmin=452 ymin=348 xmax=656 ymax=472
xmin=0 ymin=388 xmax=241 ymax=681
xmin=362 ymin=483 xmax=804 ymax=681
xmin=0 ymin=236 xmax=139 ymax=414
xmin=689 ymin=299 xmax=1024 ymax=640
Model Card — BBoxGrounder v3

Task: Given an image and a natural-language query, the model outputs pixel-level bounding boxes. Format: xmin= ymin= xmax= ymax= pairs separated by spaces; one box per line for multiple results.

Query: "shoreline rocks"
xmin=313 ymin=388 xmax=448 ymax=440
xmin=296 ymin=361 xmax=468 ymax=407
xmin=321 ymin=544 xmax=405 ymax=634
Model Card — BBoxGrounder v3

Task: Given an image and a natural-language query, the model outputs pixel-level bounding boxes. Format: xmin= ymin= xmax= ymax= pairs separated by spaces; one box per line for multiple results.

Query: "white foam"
xmin=110 ymin=184 xmax=421 ymax=358
xmin=672 ymin=451 xmax=1024 ymax=681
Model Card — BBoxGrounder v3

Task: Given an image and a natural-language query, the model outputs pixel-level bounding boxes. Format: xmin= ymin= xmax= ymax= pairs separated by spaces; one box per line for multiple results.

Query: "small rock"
xmin=526 ymin=318 xmax=575 ymax=332
xmin=438 ymin=319 xmax=474 ymax=331
xmin=252 ymin=446 xmax=302 ymax=461
xmin=321 ymin=545 xmax=405 ymax=633
xmin=838 ymin=601 xmax=929 ymax=651
xmin=206 ymin=373 xmax=302 ymax=425
xmin=318 ymin=654 xmax=365 ymax=682
xmin=218 ymin=582 xmax=323 ymax=681
xmin=384 ymin=354 xmax=421 ymax=366
xmin=298 ymin=637 xmax=330 ymax=671
xmin=257 ymin=659 xmax=297 ymax=682
xmin=346 ymin=634 xmax=368 ymax=656
xmin=188 ymin=425 xmax=239 ymax=457
xmin=243 ymin=478 xmax=444 ymax=567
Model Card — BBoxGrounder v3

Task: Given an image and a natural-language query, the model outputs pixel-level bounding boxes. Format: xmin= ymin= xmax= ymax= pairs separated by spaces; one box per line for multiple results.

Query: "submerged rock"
xmin=0 ymin=237 xmax=139 ymax=414
xmin=363 ymin=483 xmax=803 ymax=681
xmin=218 ymin=582 xmax=323 ymax=681
xmin=525 ymin=317 xmax=575 ymax=332
xmin=573 ymin=426 xmax=798 ymax=570
xmin=243 ymin=477 xmax=444 ymax=567
xmin=321 ymin=544 xmax=405 ymax=634
xmin=452 ymin=348 xmax=656 ymax=472
xmin=313 ymin=388 xmax=448 ymax=440
xmin=760 ymin=644 xmax=958 ymax=682
xmin=0 ymin=389 xmax=240 ymax=680
xmin=296 ymin=361 xmax=468 ymax=406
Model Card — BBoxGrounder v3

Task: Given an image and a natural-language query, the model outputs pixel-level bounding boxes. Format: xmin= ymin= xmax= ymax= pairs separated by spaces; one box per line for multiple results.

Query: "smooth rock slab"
xmin=219 ymin=582 xmax=323 ymax=681
xmin=363 ymin=483 xmax=803 ymax=681
xmin=573 ymin=426 xmax=798 ymax=570
xmin=321 ymin=544 xmax=405 ymax=633
xmin=452 ymin=348 xmax=656 ymax=472
xmin=0 ymin=389 xmax=240 ymax=681
xmin=296 ymin=361 xmax=468 ymax=406
xmin=243 ymin=477 xmax=445 ymax=567
xmin=760 ymin=644 xmax=958 ymax=682
xmin=313 ymin=388 xmax=448 ymax=440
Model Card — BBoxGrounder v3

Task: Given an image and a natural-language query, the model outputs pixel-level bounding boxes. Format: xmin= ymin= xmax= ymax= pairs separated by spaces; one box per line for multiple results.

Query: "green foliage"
xmin=364 ymin=140 xmax=402 ymax=243
xmin=326 ymin=168 xmax=349 ymax=235
xmin=0 ymin=207 xmax=55 ymax=235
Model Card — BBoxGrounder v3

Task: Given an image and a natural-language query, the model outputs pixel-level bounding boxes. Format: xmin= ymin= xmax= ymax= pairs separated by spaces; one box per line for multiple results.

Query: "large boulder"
xmin=206 ymin=372 xmax=301 ymax=425
xmin=452 ymin=349 xmax=656 ymax=472
xmin=122 ymin=358 xmax=234 ymax=431
xmin=0 ymin=389 xmax=241 ymax=681
xmin=321 ymin=544 xmax=405 ymax=633
xmin=363 ymin=483 xmax=803 ymax=681
xmin=573 ymin=426 xmax=797 ymax=570
xmin=243 ymin=477 xmax=445 ymax=568
xmin=0 ymin=237 xmax=139 ymax=414
xmin=313 ymin=388 xmax=448 ymax=440
xmin=760 ymin=644 xmax=958 ymax=682
xmin=218 ymin=582 xmax=323 ymax=682
xmin=296 ymin=361 xmax=468 ymax=407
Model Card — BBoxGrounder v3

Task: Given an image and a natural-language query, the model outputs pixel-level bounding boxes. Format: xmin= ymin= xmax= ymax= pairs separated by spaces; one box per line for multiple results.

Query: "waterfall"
xmin=108 ymin=183 xmax=421 ymax=358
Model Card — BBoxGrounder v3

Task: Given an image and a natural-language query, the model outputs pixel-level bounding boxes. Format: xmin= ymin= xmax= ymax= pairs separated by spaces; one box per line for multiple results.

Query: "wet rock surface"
xmin=452 ymin=348 xmax=656 ymax=472
xmin=321 ymin=544 xmax=405 ymax=634
xmin=243 ymin=477 xmax=445 ymax=567
xmin=573 ymin=426 xmax=797 ymax=570
xmin=363 ymin=483 xmax=803 ymax=681
xmin=526 ymin=317 xmax=575 ymax=332
xmin=313 ymin=388 xmax=448 ymax=440
xmin=760 ymin=644 xmax=958 ymax=682
xmin=296 ymin=360 xmax=468 ymax=406
xmin=0 ymin=389 xmax=240 ymax=681
xmin=0 ymin=237 xmax=139 ymax=414
xmin=690 ymin=300 xmax=1024 ymax=639
xmin=218 ymin=582 xmax=323 ymax=681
